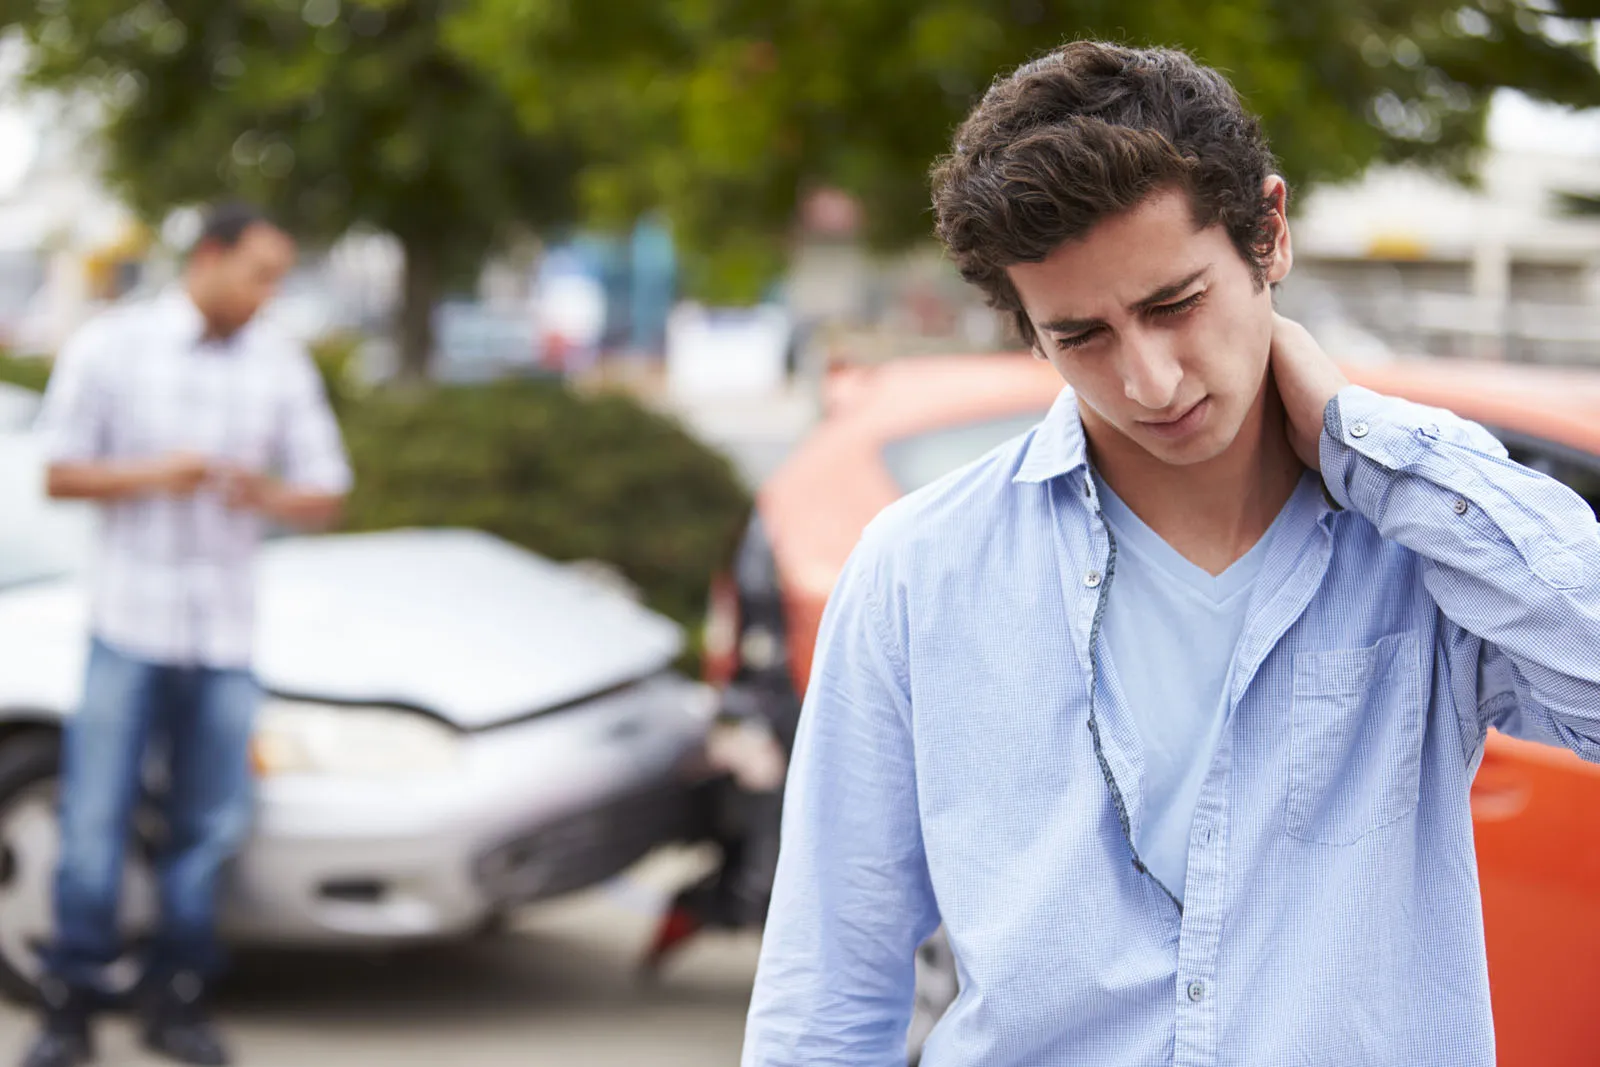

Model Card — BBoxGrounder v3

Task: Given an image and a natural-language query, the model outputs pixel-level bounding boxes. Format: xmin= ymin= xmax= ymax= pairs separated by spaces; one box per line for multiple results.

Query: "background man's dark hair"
xmin=193 ymin=200 xmax=277 ymax=254
xmin=930 ymin=41 xmax=1280 ymax=349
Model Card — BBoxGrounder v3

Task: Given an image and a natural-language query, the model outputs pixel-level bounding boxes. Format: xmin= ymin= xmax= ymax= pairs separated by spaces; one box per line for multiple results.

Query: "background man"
xmin=22 ymin=202 xmax=351 ymax=1067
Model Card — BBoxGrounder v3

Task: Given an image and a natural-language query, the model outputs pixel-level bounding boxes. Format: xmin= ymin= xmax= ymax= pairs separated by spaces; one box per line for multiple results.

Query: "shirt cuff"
xmin=1318 ymin=385 xmax=1461 ymax=514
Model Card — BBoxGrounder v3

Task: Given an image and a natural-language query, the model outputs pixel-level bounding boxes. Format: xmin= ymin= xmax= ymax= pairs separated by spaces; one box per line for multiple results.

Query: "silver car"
xmin=0 ymin=432 xmax=718 ymax=1000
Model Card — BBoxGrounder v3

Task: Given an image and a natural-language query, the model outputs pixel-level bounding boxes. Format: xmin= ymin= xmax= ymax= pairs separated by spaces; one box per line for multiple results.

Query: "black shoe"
xmin=18 ymin=979 xmax=94 ymax=1067
xmin=138 ymin=972 xmax=230 ymax=1067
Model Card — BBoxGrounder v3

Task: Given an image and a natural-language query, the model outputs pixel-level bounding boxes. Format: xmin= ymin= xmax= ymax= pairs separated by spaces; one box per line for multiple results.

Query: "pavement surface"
xmin=0 ymin=848 xmax=762 ymax=1067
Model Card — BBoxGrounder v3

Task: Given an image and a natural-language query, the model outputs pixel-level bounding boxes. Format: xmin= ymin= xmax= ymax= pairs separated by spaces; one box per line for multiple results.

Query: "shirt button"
xmin=1452 ymin=497 xmax=1469 ymax=516
xmin=1084 ymin=571 xmax=1102 ymax=588
xmin=1349 ymin=421 xmax=1369 ymax=438
xmin=1187 ymin=980 xmax=1206 ymax=1003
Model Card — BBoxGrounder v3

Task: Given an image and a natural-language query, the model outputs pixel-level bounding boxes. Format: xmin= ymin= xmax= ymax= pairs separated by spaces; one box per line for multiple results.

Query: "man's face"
xmin=1006 ymin=182 xmax=1290 ymax=467
xmin=194 ymin=223 xmax=296 ymax=336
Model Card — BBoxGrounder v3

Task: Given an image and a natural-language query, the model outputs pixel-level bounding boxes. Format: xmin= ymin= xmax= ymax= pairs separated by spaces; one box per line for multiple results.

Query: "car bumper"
xmin=220 ymin=672 xmax=715 ymax=946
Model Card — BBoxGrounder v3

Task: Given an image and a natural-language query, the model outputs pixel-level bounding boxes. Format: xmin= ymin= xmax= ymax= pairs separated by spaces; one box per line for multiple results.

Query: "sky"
xmin=1488 ymin=87 xmax=1600 ymax=156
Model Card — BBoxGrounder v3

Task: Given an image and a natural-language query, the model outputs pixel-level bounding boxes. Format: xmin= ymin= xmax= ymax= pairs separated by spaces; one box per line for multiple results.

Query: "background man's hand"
xmin=1269 ymin=313 xmax=1350 ymax=472
xmin=156 ymin=452 xmax=213 ymax=496
xmin=212 ymin=466 xmax=275 ymax=511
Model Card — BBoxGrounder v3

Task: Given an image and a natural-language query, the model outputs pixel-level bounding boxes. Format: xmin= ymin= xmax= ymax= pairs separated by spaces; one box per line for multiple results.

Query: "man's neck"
xmin=181 ymin=279 xmax=234 ymax=343
xmin=1085 ymin=379 xmax=1304 ymax=577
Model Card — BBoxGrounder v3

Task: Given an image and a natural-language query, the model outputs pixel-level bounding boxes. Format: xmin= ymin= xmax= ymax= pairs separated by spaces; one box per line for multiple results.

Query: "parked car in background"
xmin=433 ymin=298 xmax=545 ymax=382
xmin=705 ymin=352 xmax=1600 ymax=1067
xmin=0 ymin=429 xmax=719 ymax=1002
xmin=350 ymin=301 xmax=548 ymax=386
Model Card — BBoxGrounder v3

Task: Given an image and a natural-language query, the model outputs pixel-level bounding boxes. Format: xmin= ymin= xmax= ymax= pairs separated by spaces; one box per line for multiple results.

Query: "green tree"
xmin=0 ymin=0 xmax=581 ymax=380
xmin=451 ymin=0 xmax=1600 ymax=303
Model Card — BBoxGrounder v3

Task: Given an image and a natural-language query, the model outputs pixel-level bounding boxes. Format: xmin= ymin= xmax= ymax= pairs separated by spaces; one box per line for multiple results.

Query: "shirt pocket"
xmin=1286 ymin=632 xmax=1425 ymax=846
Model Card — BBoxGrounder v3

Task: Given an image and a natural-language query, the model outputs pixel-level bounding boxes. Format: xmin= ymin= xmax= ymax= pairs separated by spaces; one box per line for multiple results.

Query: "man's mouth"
xmin=1137 ymin=397 xmax=1210 ymax=439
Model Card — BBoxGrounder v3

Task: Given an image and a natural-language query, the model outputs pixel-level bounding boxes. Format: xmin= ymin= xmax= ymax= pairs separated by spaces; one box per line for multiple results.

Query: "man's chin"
xmin=1136 ymin=425 xmax=1234 ymax=467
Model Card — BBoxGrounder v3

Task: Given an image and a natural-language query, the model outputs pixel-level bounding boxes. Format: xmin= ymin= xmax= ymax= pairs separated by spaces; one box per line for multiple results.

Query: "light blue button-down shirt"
xmin=742 ymin=385 xmax=1600 ymax=1067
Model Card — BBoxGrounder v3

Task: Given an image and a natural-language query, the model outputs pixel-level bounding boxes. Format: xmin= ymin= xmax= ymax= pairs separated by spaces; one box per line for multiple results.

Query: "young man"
xmin=21 ymin=204 xmax=351 ymax=1067
xmin=742 ymin=42 xmax=1600 ymax=1067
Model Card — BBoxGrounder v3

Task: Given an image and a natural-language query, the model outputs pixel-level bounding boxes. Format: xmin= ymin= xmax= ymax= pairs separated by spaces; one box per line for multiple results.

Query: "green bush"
xmin=307 ymin=334 xmax=362 ymax=416
xmin=0 ymin=349 xmax=752 ymax=646
xmin=0 ymin=351 xmax=53 ymax=394
xmin=340 ymin=379 xmax=751 ymax=630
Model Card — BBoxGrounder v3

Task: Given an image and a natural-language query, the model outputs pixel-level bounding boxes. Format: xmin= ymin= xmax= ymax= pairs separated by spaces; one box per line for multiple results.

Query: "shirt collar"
xmin=1013 ymin=386 xmax=1090 ymax=484
xmin=1011 ymin=387 xmax=1342 ymax=529
xmin=155 ymin=286 xmax=207 ymax=345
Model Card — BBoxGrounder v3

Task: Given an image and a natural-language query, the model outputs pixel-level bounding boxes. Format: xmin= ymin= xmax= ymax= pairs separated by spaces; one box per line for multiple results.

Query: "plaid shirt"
xmin=744 ymin=386 xmax=1600 ymax=1067
xmin=34 ymin=289 xmax=351 ymax=668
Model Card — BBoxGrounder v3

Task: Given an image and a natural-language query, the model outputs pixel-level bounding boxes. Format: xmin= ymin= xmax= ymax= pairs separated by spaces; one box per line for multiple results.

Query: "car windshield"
xmin=882 ymin=411 xmax=1048 ymax=494
xmin=0 ymin=435 xmax=94 ymax=589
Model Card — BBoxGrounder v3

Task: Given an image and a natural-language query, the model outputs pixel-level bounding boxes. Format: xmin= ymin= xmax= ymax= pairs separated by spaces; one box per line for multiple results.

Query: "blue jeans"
xmin=44 ymin=638 xmax=259 ymax=993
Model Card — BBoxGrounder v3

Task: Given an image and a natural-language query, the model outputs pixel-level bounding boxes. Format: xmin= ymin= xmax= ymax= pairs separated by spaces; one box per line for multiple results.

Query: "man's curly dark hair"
xmin=931 ymin=41 xmax=1281 ymax=348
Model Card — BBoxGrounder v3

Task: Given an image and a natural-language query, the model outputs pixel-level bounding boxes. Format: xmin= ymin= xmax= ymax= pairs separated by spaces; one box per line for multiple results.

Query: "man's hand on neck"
xmin=1268 ymin=313 xmax=1350 ymax=472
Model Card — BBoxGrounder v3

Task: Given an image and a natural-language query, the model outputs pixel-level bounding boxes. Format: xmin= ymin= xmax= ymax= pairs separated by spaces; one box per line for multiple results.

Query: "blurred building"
xmin=0 ymin=103 xmax=142 ymax=354
xmin=1287 ymin=148 xmax=1600 ymax=365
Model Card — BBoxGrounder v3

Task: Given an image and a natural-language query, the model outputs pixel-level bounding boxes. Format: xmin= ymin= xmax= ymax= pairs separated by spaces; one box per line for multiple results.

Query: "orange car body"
xmin=708 ymin=352 xmax=1600 ymax=1066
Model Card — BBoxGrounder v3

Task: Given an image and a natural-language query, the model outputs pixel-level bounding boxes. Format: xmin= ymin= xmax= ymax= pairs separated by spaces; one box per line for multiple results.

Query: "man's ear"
xmin=1262 ymin=174 xmax=1293 ymax=285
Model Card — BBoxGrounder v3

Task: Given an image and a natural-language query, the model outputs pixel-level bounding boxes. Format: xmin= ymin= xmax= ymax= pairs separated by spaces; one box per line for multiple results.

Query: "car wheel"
xmin=906 ymin=928 xmax=959 ymax=1065
xmin=0 ymin=731 xmax=159 ymax=1005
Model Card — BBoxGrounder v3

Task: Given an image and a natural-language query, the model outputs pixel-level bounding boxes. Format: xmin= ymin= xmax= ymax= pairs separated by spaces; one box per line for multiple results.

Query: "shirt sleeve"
xmin=742 ymin=540 xmax=940 ymax=1067
xmin=1319 ymin=385 xmax=1600 ymax=763
xmin=274 ymin=347 xmax=352 ymax=495
xmin=33 ymin=321 xmax=113 ymax=464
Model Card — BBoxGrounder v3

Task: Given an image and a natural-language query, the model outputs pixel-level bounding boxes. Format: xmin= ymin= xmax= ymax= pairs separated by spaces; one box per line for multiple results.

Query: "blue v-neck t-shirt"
xmin=1093 ymin=472 xmax=1310 ymax=901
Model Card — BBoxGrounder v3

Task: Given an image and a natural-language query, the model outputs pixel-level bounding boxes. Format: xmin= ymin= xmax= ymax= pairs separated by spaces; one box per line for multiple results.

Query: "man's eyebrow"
xmin=1131 ymin=268 xmax=1209 ymax=311
xmin=1036 ymin=268 xmax=1210 ymax=335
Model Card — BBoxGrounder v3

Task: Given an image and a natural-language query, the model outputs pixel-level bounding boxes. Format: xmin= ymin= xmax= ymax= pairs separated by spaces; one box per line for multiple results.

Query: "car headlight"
xmin=251 ymin=699 xmax=462 ymax=779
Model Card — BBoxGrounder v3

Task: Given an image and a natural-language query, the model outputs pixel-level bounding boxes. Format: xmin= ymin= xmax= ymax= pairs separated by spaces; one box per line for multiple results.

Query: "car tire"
xmin=0 ymin=731 xmax=160 ymax=1006
xmin=0 ymin=731 xmax=62 ymax=1003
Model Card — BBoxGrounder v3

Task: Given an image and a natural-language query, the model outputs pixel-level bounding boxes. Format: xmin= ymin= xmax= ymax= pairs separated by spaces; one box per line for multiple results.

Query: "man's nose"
xmin=1119 ymin=331 xmax=1183 ymax=411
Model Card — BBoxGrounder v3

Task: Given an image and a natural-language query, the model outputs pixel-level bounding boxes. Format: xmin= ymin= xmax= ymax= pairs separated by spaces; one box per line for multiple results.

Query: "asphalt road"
xmin=0 ymin=848 xmax=761 ymax=1067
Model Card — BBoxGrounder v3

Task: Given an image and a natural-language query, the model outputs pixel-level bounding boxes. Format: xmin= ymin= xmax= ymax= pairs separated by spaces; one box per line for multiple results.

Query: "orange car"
xmin=704 ymin=352 xmax=1600 ymax=1067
